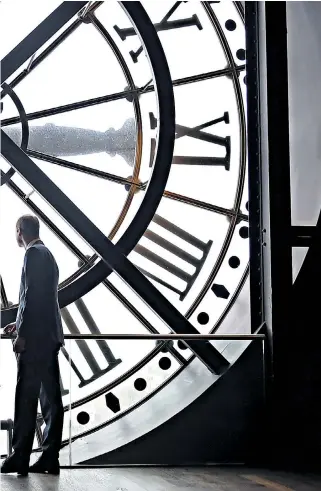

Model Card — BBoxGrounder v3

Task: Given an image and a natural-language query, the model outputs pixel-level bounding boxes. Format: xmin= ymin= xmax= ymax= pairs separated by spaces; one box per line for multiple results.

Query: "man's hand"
xmin=3 ymin=322 xmax=16 ymax=335
xmin=13 ymin=337 xmax=26 ymax=353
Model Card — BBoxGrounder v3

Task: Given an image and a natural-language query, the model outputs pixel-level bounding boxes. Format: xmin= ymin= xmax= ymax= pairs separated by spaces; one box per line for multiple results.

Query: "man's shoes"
xmin=1 ymin=452 xmax=29 ymax=476
xmin=29 ymin=456 xmax=60 ymax=475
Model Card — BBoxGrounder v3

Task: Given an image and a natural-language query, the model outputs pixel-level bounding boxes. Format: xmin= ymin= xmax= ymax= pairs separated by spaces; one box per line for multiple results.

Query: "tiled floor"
xmin=1 ymin=467 xmax=321 ymax=491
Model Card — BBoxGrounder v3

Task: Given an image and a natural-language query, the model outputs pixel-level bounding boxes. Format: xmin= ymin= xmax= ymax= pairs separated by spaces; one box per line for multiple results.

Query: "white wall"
xmin=287 ymin=1 xmax=321 ymax=225
xmin=287 ymin=1 xmax=321 ymax=276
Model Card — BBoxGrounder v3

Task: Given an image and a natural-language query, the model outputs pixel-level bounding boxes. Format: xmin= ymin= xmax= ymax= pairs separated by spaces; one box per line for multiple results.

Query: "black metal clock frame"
xmin=245 ymin=1 xmax=292 ymax=369
xmin=0 ymin=0 xmax=252 ymax=457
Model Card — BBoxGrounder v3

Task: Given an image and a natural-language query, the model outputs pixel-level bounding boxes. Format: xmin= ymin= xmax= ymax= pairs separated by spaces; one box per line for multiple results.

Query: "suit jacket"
xmin=16 ymin=240 xmax=64 ymax=356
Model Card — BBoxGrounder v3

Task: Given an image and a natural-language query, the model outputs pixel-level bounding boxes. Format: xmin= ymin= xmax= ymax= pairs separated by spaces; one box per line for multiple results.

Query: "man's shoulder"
xmin=25 ymin=244 xmax=53 ymax=261
xmin=25 ymin=246 xmax=38 ymax=257
xmin=29 ymin=242 xmax=51 ymax=252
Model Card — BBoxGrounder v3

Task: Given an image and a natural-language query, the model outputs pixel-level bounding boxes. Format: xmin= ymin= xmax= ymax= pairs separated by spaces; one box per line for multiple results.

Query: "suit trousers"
xmin=12 ymin=348 xmax=64 ymax=461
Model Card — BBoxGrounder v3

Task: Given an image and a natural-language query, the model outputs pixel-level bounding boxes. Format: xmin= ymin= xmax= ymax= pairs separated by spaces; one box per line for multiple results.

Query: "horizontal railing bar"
xmin=0 ymin=334 xmax=265 ymax=340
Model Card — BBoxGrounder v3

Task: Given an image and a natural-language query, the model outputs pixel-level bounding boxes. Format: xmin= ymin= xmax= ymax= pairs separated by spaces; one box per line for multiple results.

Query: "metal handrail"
xmin=0 ymin=333 xmax=265 ymax=340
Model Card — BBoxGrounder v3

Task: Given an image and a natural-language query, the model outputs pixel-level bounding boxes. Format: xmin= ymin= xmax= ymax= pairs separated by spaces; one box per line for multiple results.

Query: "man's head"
xmin=16 ymin=215 xmax=40 ymax=248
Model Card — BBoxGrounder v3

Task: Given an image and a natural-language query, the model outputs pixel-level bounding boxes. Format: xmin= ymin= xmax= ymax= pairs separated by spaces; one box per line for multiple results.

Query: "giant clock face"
xmin=0 ymin=1 xmax=248 ymax=462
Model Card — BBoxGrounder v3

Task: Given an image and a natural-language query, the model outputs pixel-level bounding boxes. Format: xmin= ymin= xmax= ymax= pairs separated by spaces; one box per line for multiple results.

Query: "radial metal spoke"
xmin=172 ymin=64 xmax=245 ymax=88
xmin=1 ymin=2 xmax=88 ymax=84
xmin=140 ymin=182 xmax=248 ymax=221
xmin=27 ymin=150 xmax=142 ymax=189
xmin=1 ymin=65 xmax=245 ymax=127
xmin=163 ymin=190 xmax=248 ymax=221
xmin=24 ymin=150 xmax=246 ymax=217
xmin=1 ymin=87 xmax=141 ymax=127
xmin=23 ymin=149 xmax=248 ymax=219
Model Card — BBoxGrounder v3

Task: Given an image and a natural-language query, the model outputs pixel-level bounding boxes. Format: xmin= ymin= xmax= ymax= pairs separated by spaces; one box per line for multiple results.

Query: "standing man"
xmin=1 ymin=215 xmax=64 ymax=476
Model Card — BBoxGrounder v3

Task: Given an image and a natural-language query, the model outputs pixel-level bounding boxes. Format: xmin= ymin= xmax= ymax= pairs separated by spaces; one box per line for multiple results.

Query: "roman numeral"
xmin=134 ymin=214 xmax=212 ymax=300
xmin=149 ymin=112 xmax=231 ymax=169
xmin=60 ymin=299 xmax=122 ymax=389
xmin=114 ymin=2 xmax=202 ymax=63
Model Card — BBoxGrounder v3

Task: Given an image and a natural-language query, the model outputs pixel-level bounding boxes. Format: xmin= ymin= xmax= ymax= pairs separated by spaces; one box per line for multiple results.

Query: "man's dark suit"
xmin=13 ymin=240 xmax=64 ymax=462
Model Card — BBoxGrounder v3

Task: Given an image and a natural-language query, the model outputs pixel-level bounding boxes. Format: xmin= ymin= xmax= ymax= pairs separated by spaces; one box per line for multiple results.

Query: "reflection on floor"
xmin=1 ymin=467 xmax=321 ymax=491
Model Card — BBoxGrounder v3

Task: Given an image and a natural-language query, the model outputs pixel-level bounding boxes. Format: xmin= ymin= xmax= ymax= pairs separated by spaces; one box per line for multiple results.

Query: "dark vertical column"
xmin=245 ymin=2 xmax=264 ymax=334
xmin=257 ymin=2 xmax=293 ymax=466
xmin=262 ymin=2 xmax=292 ymax=372
xmin=246 ymin=1 xmax=293 ymax=466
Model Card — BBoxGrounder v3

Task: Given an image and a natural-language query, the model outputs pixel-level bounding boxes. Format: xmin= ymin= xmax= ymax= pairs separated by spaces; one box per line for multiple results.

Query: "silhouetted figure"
xmin=1 ymin=215 xmax=64 ymax=477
